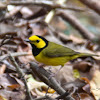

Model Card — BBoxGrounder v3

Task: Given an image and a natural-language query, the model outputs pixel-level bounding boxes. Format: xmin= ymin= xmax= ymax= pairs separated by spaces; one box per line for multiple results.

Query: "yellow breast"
xmin=34 ymin=51 xmax=68 ymax=66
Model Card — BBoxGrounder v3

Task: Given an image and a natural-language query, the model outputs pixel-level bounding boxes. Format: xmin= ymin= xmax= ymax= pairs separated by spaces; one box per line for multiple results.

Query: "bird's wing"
xmin=43 ymin=42 xmax=79 ymax=58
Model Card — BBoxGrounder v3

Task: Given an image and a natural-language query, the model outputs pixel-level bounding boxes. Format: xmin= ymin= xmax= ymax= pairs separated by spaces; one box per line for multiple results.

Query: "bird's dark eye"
xmin=36 ymin=40 xmax=40 ymax=43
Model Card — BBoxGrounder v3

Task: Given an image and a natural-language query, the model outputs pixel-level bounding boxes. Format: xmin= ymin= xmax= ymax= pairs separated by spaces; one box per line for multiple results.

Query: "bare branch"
xmin=9 ymin=0 xmax=85 ymax=11
xmin=0 ymin=32 xmax=17 ymax=39
xmin=9 ymin=54 xmax=33 ymax=100
xmin=2 ymin=60 xmax=16 ymax=71
xmin=0 ymin=52 xmax=31 ymax=61
xmin=78 ymin=0 xmax=100 ymax=15
xmin=34 ymin=95 xmax=56 ymax=100
xmin=57 ymin=10 xmax=95 ymax=41
xmin=30 ymin=62 xmax=74 ymax=100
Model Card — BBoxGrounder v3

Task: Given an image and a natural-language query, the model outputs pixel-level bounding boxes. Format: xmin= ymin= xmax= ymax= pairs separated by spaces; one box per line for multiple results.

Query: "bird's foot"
xmin=39 ymin=63 xmax=45 ymax=67
xmin=48 ymin=73 xmax=55 ymax=80
xmin=48 ymin=66 xmax=63 ymax=79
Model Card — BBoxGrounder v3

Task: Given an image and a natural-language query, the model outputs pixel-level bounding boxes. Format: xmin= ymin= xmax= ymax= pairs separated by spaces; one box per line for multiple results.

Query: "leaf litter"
xmin=0 ymin=1 xmax=100 ymax=100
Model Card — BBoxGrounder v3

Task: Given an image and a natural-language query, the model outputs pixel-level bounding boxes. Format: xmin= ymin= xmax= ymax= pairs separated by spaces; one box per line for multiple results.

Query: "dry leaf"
xmin=0 ymin=64 xmax=6 ymax=74
xmin=90 ymin=70 xmax=100 ymax=100
xmin=8 ymin=84 xmax=20 ymax=90
xmin=0 ymin=95 xmax=7 ymax=100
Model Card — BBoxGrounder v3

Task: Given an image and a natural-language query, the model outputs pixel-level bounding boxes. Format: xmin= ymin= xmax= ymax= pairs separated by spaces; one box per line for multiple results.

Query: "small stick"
xmin=34 ymin=95 xmax=56 ymax=100
xmin=9 ymin=0 xmax=85 ymax=11
xmin=57 ymin=10 xmax=95 ymax=41
xmin=0 ymin=52 xmax=31 ymax=61
xmin=9 ymin=53 xmax=33 ymax=100
xmin=79 ymin=0 xmax=100 ymax=15
xmin=30 ymin=62 xmax=74 ymax=100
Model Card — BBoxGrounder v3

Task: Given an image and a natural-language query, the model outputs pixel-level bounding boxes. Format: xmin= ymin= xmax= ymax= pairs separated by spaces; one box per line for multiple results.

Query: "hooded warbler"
xmin=25 ymin=35 xmax=97 ymax=66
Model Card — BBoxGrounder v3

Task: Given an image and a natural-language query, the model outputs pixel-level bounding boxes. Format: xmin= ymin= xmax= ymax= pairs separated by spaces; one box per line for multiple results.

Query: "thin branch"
xmin=2 ymin=60 xmax=16 ymax=71
xmin=30 ymin=65 xmax=53 ymax=88
xmin=9 ymin=0 xmax=85 ymax=11
xmin=45 ymin=0 xmax=66 ymax=24
xmin=0 ymin=32 xmax=17 ymax=39
xmin=78 ymin=0 xmax=100 ymax=15
xmin=0 ymin=52 xmax=31 ymax=62
xmin=0 ymin=35 xmax=13 ymax=47
xmin=56 ymin=91 xmax=74 ymax=100
xmin=9 ymin=53 xmax=33 ymax=100
xmin=57 ymin=10 xmax=95 ymax=41
xmin=30 ymin=62 xmax=74 ymax=100
xmin=9 ymin=0 xmax=54 ymax=6
xmin=34 ymin=95 xmax=56 ymax=100
xmin=30 ymin=62 xmax=65 ymax=94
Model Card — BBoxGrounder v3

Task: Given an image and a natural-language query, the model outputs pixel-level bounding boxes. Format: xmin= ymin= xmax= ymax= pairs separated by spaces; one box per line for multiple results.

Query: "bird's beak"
xmin=24 ymin=39 xmax=31 ymax=42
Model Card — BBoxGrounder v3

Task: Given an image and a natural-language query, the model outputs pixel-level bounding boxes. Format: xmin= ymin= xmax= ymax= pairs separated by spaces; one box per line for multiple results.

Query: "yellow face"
xmin=29 ymin=35 xmax=46 ymax=48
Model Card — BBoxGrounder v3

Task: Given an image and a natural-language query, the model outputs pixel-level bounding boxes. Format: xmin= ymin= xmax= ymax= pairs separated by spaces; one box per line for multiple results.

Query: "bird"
xmin=25 ymin=35 xmax=97 ymax=67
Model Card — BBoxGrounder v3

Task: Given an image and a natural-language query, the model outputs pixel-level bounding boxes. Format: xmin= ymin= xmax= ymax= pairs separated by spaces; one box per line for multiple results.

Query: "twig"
xmin=78 ymin=0 xmax=100 ymax=15
xmin=61 ymin=5 xmax=86 ymax=12
xmin=31 ymin=65 xmax=53 ymax=88
xmin=0 ymin=35 xmax=13 ymax=47
xmin=0 ymin=52 xmax=31 ymax=62
xmin=56 ymin=91 xmax=69 ymax=99
xmin=9 ymin=0 xmax=54 ymax=6
xmin=9 ymin=53 xmax=24 ymax=77
xmin=34 ymin=95 xmax=56 ymax=100
xmin=30 ymin=62 xmax=74 ymax=100
xmin=0 ymin=32 xmax=17 ymax=39
xmin=9 ymin=0 xmax=85 ymax=11
xmin=2 ymin=60 xmax=16 ymax=71
xmin=44 ymin=0 xmax=66 ymax=24
xmin=30 ymin=62 xmax=65 ymax=94
xmin=57 ymin=10 xmax=95 ymax=41
xmin=56 ymin=89 xmax=75 ymax=100
xmin=9 ymin=53 xmax=33 ymax=100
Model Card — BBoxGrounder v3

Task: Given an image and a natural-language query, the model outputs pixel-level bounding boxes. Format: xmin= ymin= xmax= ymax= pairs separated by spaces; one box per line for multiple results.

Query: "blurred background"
xmin=0 ymin=0 xmax=100 ymax=100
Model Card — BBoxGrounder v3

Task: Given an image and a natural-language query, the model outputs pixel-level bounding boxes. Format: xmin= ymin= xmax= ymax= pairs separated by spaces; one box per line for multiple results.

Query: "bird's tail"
xmin=78 ymin=53 xmax=98 ymax=57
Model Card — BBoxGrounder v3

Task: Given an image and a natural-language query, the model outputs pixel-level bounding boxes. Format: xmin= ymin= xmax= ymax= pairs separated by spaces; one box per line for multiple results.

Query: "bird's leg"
xmin=39 ymin=63 xmax=45 ymax=67
xmin=54 ymin=65 xmax=63 ymax=76
xmin=48 ymin=66 xmax=63 ymax=79
xmin=36 ymin=63 xmax=45 ymax=71
xmin=47 ymin=66 xmax=55 ymax=77
xmin=48 ymin=66 xmax=53 ymax=73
